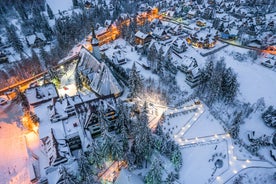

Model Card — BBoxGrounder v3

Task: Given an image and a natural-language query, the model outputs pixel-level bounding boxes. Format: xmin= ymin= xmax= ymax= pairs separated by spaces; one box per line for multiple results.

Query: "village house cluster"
xmin=23 ymin=30 xmax=124 ymax=183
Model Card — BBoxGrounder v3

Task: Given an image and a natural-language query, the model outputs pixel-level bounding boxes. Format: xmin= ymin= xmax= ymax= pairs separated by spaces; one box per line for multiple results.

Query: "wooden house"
xmin=135 ymin=31 xmax=152 ymax=45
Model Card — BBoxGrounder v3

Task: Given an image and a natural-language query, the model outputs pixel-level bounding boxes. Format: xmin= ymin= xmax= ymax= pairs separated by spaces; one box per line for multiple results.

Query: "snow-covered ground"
xmin=225 ymin=167 xmax=276 ymax=184
xmin=162 ymin=100 xmax=274 ymax=184
xmin=46 ymin=0 xmax=73 ymax=15
xmin=180 ymin=140 xmax=229 ymax=184
xmin=0 ymin=122 xmax=30 ymax=184
xmin=217 ymin=46 xmax=276 ymax=107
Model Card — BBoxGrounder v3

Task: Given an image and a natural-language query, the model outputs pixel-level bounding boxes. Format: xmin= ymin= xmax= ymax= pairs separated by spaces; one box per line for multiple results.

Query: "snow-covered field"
xmin=46 ymin=0 xmax=73 ymax=15
xmin=217 ymin=46 xmax=276 ymax=107
xmin=180 ymin=140 xmax=229 ymax=184
xmin=182 ymin=108 xmax=225 ymax=140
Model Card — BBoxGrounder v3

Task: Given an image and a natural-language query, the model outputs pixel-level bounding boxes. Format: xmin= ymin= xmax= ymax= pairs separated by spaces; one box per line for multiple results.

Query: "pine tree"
xmin=88 ymin=139 xmax=103 ymax=169
xmin=110 ymin=135 xmax=123 ymax=160
xmin=39 ymin=46 xmax=50 ymax=68
xmin=15 ymin=2 xmax=28 ymax=20
xmin=166 ymin=172 xmax=177 ymax=184
xmin=101 ymin=128 xmax=113 ymax=159
xmin=5 ymin=24 xmax=24 ymax=53
xmin=170 ymin=146 xmax=183 ymax=171
xmin=145 ymin=158 xmax=163 ymax=184
xmin=77 ymin=151 xmax=97 ymax=182
xmin=132 ymin=102 xmax=153 ymax=167
xmin=221 ymin=67 xmax=239 ymax=103
xmin=128 ymin=63 xmax=143 ymax=98
xmin=72 ymin=0 xmax=79 ymax=7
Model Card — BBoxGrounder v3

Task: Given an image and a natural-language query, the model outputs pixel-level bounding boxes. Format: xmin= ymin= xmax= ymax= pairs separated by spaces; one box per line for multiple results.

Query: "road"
xmin=0 ymin=53 xmax=79 ymax=95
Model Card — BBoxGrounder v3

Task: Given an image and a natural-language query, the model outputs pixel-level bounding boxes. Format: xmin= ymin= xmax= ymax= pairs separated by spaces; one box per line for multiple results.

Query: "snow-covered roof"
xmin=115 ymin=169 xmax=144 ymax=184
xmin=135 ymin=31 xmax=149 ymax=39
xmin=26 ymin=32 xmax=46 ymax=45
xmin=188 ymin=9 xmax=197 ymax=15
xmin=173 ymin=38 xmax=186 ymax=49
xmin=78 ymin=48 xmax=123 ymax=96
xmin=26 ymin=35 xmax=36 ymax=45
xmin=25 ymin=83 xmax=59 ymax=105
xmin=190 ymin=67 xmax=201 ymax=78
xmin=105 ymin=20 xmax=112 ymax=26
xmin=95 ymin=27 xmax=108 ymax=36
xmin=113 ymin=50 xmax=125 ymax=63
xmin=36 ymin=32 xmax=46 ymax=41
xmin=152 ymin=27 xmax=166 ymax=37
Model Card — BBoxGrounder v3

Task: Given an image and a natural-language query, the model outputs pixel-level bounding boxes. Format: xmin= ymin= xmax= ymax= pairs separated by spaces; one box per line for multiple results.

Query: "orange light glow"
xmin=21 ymin=112 xmax=39 ymax=134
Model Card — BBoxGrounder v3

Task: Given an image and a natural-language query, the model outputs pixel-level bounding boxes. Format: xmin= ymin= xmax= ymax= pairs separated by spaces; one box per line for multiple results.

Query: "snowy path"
xmin=173 ymin=103 xmax=204 ymax=139
xmin=169 ymin=102 xmax=274 ymax=184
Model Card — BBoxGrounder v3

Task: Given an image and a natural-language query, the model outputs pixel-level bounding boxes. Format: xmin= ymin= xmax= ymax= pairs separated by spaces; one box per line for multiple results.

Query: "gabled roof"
xmin=152 ymin=27 xmax=166 ymax=37
xmin=135 ymin=31 xmax=149 ymax=39
xmin=26 ymin=32 xmax=46 ymax=45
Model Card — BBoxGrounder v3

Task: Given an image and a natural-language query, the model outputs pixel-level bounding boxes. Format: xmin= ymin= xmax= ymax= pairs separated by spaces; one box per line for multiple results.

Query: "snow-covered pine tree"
xmin=170 ymin=145 xmax=183 ymax=171
xmin=128 ymin=63 xmax=143 ymax=98
xmin=221 ymin=67 xmax=238 ymax=103
xmin=88 ymin=139 xmax=103 ymax=169
xmin=145 ymin=158 xmax=163 ymax=184
xmin=46 ymin=4 xmax=54 ymax=19
xmin=133 ymin=102 xmax=153 ymax=167
xmin=110 ymin=134 xmax=123 ymax=161
xmin=77 ymin=150 xmax=96 ymax=182
xmin=72 ymin=0 xmax=78 ymax=7
xmin=15 ymin=2 xmax=28 ymax=20
xmin=5 ymin=24 xmax=24 ymax=53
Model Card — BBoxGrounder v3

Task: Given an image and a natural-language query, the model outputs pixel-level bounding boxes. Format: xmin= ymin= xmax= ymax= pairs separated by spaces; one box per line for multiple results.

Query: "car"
xmin=0 ymin=98 xmax=8 ymax=105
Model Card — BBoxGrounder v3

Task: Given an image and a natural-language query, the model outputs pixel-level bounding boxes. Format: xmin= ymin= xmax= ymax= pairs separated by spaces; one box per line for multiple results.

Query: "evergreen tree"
xmin=46 ymin=4 xmax=54 ymax=19
xmin=110 ymin=135 xmax=124 ymax=160
xmin=222 ymin=68 xmax=239 ymax=103
xmin=101 ymin=127 xmax=113 ymax=159
xmin=128 ymin=63 xmax=143 ymax=98
xmin=132 ymin=102 xmax=152 ymax=166
xmin=120 ymin=124 xmax=129 ymax=152
xmin=145 ymin=158 xmax=163 ymax=184
xmin=5 ymin=24 xmax=24 ymax=53
xmin=170 ymin=146 xmax=183 ymax=171
xmin=39 ymin=46 xmax=50 ymax=67
xmin=88 ymin=139 xmax=103 ymax=169
xmin=72 ymin=0 xmax=79 ymax=7
xmin=77 ymin=151 xmax=97 ymax=183
xmin=166 ymin=172 xmax=177 ymax=184
xmin=15 ymin=2 xmax=28 ymax=20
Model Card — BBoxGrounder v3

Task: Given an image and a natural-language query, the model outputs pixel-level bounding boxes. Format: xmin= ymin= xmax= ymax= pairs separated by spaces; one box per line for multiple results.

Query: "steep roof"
xmin=135 ymin=31 xmax=149 ymax=39
xmin=78 ymin=48 xmax=123 ymax=96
